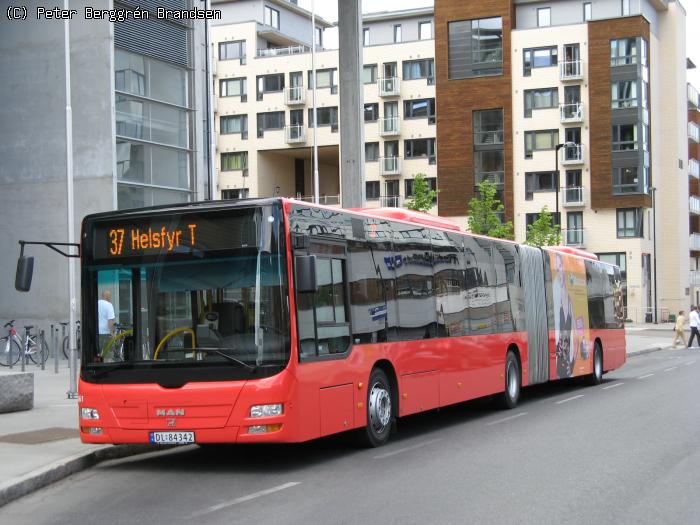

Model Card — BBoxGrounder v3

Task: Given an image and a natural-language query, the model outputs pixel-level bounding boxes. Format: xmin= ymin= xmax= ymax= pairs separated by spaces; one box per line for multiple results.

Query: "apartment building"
xmin=688 ymin=80 xmax=700 ymax=303
xmin=435 ymin=0 xmax=689 ymax=321
xmin=211 ymin=0 xmax=437 ymax=209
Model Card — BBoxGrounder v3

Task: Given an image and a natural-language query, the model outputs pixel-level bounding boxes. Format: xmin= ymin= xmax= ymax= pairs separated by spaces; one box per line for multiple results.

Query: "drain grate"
xmin=0 ymin=427 xmax=79 ymax=444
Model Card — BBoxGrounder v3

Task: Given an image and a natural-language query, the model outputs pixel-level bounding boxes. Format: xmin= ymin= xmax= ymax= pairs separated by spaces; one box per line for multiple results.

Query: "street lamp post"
xmin=651 ymin=186 xmax=658 ymax=324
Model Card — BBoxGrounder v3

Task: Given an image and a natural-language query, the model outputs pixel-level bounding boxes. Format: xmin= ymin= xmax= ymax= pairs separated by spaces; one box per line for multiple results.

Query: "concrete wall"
xmin=363 ymin=16 xmax=433 ymax=46
xmin=212 ymin=0 xmax=263 ymax=28
xmin=0 ymin=0 xmax=115 ymax=329
xmin=515 ymin=0 xmax=659 ymax=31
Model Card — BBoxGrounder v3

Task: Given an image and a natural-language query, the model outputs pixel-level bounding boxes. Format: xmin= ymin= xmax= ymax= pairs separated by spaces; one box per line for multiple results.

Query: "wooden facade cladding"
xmin=588 ymin=15 xmax=652 ymax=210
xmin=434 ymin=0 xmax=514 ymax=219
xmin=690 ymin=109 xmax=700 ymax=237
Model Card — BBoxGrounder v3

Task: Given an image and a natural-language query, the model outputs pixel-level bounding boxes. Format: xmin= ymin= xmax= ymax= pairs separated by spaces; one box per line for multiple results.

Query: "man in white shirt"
xmin=98 ymin=290 xmax=115 ymax=356
xmin=688 ymin=306 xmax=700 ymax=348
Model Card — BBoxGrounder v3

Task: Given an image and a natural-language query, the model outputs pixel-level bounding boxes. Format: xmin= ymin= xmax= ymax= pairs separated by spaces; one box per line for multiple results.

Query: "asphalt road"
xmin=2 ymin=349 xmax=699 ymax=525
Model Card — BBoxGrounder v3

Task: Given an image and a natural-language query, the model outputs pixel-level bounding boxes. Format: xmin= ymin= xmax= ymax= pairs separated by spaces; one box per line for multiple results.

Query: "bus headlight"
xmin=250 ymin=404 xmax=283 ymax=418
xmin=80 ymin=408 xmax=100 ymax=420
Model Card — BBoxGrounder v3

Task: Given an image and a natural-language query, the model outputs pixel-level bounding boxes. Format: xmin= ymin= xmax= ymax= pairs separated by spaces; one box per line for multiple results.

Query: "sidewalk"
xmin=0 ymin=329 xmax=677 ymax=507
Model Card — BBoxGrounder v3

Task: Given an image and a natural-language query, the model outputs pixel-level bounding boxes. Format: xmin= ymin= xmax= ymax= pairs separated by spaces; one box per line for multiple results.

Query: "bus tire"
xmin=358 ymin=368 xmax=393 ymax=447
xmin=499 ymin=350 xmax=521 ymax=410
xmin=588 ymin=342 xmax=603 ymax=385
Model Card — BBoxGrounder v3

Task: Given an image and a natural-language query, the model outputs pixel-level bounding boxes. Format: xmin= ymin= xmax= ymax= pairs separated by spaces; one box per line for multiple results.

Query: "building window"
xmin=621 ymin=0 xmax=630 ymax=16
xmin=220 ymin=115 xmax=247 ymax=136
xmin=526 ymin=211 xmax=560 ymax=227
xmin=537 ymin=7 xmax=551 ymax=27
xmin=524 ymin=87 xmax=559 ymax=117
xmin=364 ymin=103 xmax=379 ymax=122
xmin=393 ymin=24 xmax=402 ymax=43
xmin=524 ymin=130 xmax=558 ymax=158
xmin=221 ymin=152 xmax=248 ymax=171
xmin=405 ymin=177 xmax=437 ymax=203
xmin=611 ymin=38 xmax=637 ymax=66
xmin=566 ymin=212 xmax=583 ymax=245
xmin=523 ymin=46 xmax=558 ymax=76
xmin=597 ymin=252 xmax=627 ymax=280
xmin=264 ymin=6 xmax=280 ymax=29
xmin=613 ymin=167 xmax=641 ymax=194
xmin=405 ymin=138 xmax=436 ymax=162
xmin=220 ymin=77 xmax=246 ymax=98
xmin=583 ymin=2 xmax=592 ymax=21
xmin=366 ymin=181 xmax=380 ymax=200
xmin=256 ymin=74 xmax=284 ymax=100
xmin=365 ymin=142 xmax=379 ymax=162
xmin=363 ymin=28 xmax=370 ymax=46
xmin=315 ymin=26 xmax=322 ymax=48
xmin=611 ymin=80 xmax=638 ymax=108
xmin=525 ymin=171 xmax=557 ymax=199
xmin=612 ymin=124 xmax=638 ymax=150
xmin=403 ymin=59 xmax=435 ymax=80
xmin=616 ymin=208 xmax=643 ymax=237
xmin=448 ymin=17 xmax=503 ymax=79
xmin=404 ymin=98 xmax=435 ymax=119
xmin=419 ymin=21 xmax=432 ymax=40
xmin=219 ymin=40 xmax=246 ymax=62
xmin=256 ymin=111 xmax=284 ymax=137
xmin=309 ymin=107 xmax=338 ymax=127
xmin=308 ymin=68 xmax=337 ymax=90
xmin=363 ymin=64 xmax=377 ymax=84
xmin=221 ymin=188 xmax=249 ymax=199
xmin=473 ymin=109 xmax=503 ymax=146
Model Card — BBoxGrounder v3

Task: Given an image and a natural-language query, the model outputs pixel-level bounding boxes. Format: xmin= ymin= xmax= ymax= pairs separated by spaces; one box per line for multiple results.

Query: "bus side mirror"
xmin=295 ymin=255 xmax=317 ymax=293
xmin=15 ymin=256 xmax=34 ymax=292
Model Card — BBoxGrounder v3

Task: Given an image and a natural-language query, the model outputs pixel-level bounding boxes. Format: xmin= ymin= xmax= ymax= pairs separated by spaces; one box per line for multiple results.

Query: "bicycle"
xmin=101 ymin=323 xmax=133 ymax=361
xmin=61 ymin=320 xmax=81 ymax=359
xmin=0 ymin=320 xmax=22 ymax=367
xmin=0 ymin=321 xmax=48 ymax=366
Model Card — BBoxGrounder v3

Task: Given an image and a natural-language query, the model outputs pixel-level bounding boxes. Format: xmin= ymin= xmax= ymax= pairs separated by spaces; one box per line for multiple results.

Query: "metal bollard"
xmin=54 ymin=326 xmax=59 ymax=374
xmin=40 ymin=329 xmax=46 ymax=371
xmin=21 ymin=330 xmax=26 ymax=372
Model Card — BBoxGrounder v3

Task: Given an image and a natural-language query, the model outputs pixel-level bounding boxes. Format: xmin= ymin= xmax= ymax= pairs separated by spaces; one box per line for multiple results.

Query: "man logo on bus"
xmin=156 ymin=408 xmax=185 ymax=417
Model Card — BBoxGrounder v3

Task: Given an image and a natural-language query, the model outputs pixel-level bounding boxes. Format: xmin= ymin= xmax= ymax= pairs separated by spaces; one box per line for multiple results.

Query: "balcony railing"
xmin=474 ymin=131 xmax=504 ymax=146
xmin=689 ymin=83 xmax=699 ymax=109
xmin=293 ymin=194 xmax=341 ymax=206
xmin=562 ymin=186 xmax=585 ymax=206
xmin=284 ymin=125 xmax=306 ymax=144
xmin=380 ymin=195 xmax=402 ymax=208
xmin=257 ymin=45 xmax=310 ymax=58
xmin=379 ymin=116 xmax=400 ymax=136
xmin=379 ymin=156 xmax=401 ymax=176
xmin=690 ymin=158 xmax=700 ymax=179
xmin=691 ymin=233 xmax=700 ymax=251
xmin=560 ymin=103 xmax=584 ymax=123
xmin=560 ymin=60 xmax=583 ymax=81
xmin=561 ymin=144 xmax=584 ymax=165
xmin=691 ymin=271 xmax=700 ymax=286
xmin=284 ymin=86 xmax=306 ymax=105
xmin=689 ymin=122 xmax=700 ymax=143
xmin=690 ymin=196 xmax=700 ymax=215
xmin=563 ymin=229 xmax=585 ymax=247
xmin=378 ymin=76 xmax=400 ymax=97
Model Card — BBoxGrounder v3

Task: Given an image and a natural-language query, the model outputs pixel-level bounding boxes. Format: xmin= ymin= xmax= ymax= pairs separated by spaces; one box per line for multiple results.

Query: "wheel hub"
xmin=368 ymin=383 xmax=391 ymax=432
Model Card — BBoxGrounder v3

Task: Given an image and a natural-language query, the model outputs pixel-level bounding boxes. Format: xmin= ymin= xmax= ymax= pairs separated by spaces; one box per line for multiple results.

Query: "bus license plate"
xmin=149 ymin=431 xmax=195 ymax=444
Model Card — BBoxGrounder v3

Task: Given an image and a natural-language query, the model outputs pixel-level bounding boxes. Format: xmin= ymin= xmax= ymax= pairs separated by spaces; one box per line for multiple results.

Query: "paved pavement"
xmin=0 ymin=323 xmax=694 ymax=508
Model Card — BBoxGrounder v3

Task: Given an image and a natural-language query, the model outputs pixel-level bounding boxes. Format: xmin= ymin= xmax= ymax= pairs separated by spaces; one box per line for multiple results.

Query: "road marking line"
xmin=638 ymin=373 xmax=654 ymax=379
xmin=373 ymin=438 xmax=441 ymax=459
xmin=485 ymin=412 xmax=528 ymax=426
xmin=556 ymin=394 xmax=584 ymax=404
xmin=189 ymin=482 xmax=301 ymax=518
xmin=49 ymin=403 xmax=77 ymax=407
xmin=602 ymin=382 xmax=623 ymax=390
xmin=686 ymin=361 xmax=696 ymax=366
xmin=664 ymin=367 xmax=677 ymax=372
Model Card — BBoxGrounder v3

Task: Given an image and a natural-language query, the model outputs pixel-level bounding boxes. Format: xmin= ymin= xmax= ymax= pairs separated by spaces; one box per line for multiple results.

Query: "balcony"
xmin=284 ymin=86 xmax=306 ymax=105
xmin=691 ymin=233 xmax=700 ymax=251
xmin=257 ymin=44 xmax=310 ymax=58
xmin=689 ymin=83 xmax=699 ymax=109
xmin=379 ymin=156 xmax=401 ymax=176
xmin=563 ymin=229 xmax=585 ymax=248
xmin=284 ymin=125 xmax=306 ymax=144
xmin=560 ymin=103 xmax=584 ymax=124
xmin=691 ymin=271 xmax=700 ymax=286
xmin=562 ymin=186 xmax=585 ymax=207
xmin=691 ymin=196 xmax=700 ymax=215
xmin=560 ymin=144 xmax=584 ymax=165
xmin=690 ymin=158 xmax=700 ymax=179
xmin=560 ymin=60 xmax=583 ymax=81
xmin=380 ymin=195 xmax=402 ymax=208
xmin=689 ymin=122 xmax=700 ymax=143
xmin=379 ymin=116 xmax=401 ymax=136
xmin=292 ymin=194 xmax=340 ymax=206
xmin=378 ymin=76 xmax=400 ymax=97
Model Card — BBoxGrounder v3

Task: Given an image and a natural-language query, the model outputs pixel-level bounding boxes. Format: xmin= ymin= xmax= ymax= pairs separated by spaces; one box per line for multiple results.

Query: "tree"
xmin=525 ymin=206 xmax=561 ymax=246
xmin=404 ymin=173 xmax=438 ymax=212
xmin=467 ymin=180 xmax=514 ymax=239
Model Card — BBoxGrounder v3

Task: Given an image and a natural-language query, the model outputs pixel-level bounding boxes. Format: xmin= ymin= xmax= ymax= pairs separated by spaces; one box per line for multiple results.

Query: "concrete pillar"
xmin=338 ymin=0 xmax=365 ymax=208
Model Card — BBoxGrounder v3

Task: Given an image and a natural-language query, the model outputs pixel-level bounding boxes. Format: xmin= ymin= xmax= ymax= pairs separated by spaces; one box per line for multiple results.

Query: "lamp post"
xmin=651 ymin=186 xmax=658 ymax=324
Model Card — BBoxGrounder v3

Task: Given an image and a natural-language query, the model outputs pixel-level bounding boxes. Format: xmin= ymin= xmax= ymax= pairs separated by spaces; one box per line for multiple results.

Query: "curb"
xmin=627 ymin=346 xmax=669 ymax=357
xmin=0 ymin=444 xmax=155 ymax=508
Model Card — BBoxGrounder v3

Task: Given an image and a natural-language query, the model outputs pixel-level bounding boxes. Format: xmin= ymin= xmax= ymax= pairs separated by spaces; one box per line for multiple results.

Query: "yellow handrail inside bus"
xmin=153 ymin=327 xmax=196 ymax=360
xmin=101 ymin=329 xmax=134 ymax=358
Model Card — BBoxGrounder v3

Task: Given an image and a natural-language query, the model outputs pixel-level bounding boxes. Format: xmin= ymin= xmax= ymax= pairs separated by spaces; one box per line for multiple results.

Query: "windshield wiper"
xmin=193 ymin=347 xmax=257 ymax=372
xmin=87 ymin=362 xmax=133 ymax=378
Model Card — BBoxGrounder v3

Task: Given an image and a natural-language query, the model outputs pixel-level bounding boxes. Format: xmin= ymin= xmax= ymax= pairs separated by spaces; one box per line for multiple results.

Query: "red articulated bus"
xmin=78 ymin=198 xmax=626 ymax=447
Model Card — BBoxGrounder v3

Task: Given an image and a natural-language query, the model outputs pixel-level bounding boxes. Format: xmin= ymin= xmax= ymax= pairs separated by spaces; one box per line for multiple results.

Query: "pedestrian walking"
xmin=672 ymin=310 xmax=687 ymax=348
xmin=688 ymin=306 xmax=700 ymax=348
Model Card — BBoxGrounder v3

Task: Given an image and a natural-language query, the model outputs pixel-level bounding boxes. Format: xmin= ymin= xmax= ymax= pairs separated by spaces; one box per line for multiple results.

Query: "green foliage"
xmin=404 ymin=173 xmax=438 ymax=212
xmin=467 ymin=180 xmax=514 ymax=240
xmin=525 ymin=206 xmax=561 ymax=246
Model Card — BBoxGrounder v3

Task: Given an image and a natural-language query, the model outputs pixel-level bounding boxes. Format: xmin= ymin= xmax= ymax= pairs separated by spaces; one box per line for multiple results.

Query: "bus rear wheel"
xmin=588 ymin=342 xmax=603 ymax=385
xmin=358 ymin=368 xmax=393 ymax=447
xmin=498 ymin=350 xmax=521 ymax=409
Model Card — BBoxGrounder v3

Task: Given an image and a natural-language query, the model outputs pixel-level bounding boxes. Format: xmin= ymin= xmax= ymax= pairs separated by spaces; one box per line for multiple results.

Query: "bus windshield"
xmin=83 ymin=205 xmax=289 ymax=377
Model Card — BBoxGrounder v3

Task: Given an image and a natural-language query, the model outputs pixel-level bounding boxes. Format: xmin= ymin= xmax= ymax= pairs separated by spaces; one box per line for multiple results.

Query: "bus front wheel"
xmin=359 ymin=368 xmax=393 ymax=447
xmin=588 ymin=342 xmax=603 ymax=385
xmin=499 ymin=350 xmax=521 ymax=409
